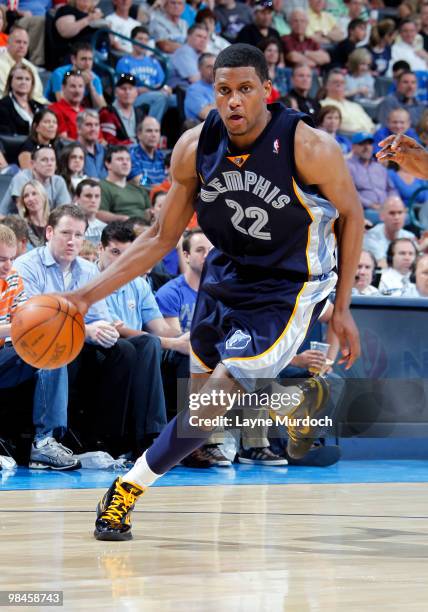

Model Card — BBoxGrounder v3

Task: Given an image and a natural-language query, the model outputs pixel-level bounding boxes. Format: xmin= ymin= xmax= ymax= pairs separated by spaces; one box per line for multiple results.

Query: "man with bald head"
xmin=363 ymin=195 xmax=417 ymax=267
xmin=373 ymin=108 xmax=420 ymax=154
xmin=282 ymin=9 xmax=330 ymax=68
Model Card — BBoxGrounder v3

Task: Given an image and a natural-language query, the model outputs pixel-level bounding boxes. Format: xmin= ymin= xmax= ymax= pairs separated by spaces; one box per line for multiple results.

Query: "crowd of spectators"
xmin=1 ymin=0 xmax=428 ymax=471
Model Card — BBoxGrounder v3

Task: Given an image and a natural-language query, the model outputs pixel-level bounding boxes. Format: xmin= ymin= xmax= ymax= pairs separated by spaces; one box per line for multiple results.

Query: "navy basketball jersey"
xmin=195 ymin=103 xmax=338 ymax=278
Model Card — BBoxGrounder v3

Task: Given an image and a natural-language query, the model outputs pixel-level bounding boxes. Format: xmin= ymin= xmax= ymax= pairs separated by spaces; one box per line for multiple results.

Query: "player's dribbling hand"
xmin=61 ymin=291 xmax=90 ymax=318
xmin=331 ymin=308 xmax=360 ymax=370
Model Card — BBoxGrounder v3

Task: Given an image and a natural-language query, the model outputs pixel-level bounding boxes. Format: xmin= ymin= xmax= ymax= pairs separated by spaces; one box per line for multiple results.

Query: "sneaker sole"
xmin=93 ymin=529 xmax=133 ymax=541
xmin=29 ymin=460 xmax=81 ymax=471
xmin=238 ymin=457 xmax=288 ymax=466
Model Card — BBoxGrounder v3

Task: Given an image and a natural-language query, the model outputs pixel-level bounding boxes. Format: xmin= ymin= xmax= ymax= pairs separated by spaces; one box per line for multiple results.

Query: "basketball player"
xmin=377 ymin=133 xmax=428 ymax=179
xmin=64 ymin=44 xmax=364 ymax=540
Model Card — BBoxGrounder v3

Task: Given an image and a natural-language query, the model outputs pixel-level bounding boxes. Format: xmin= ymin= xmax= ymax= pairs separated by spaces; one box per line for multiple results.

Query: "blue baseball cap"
xmin=352 ymin=132 xmax=374 ymax=145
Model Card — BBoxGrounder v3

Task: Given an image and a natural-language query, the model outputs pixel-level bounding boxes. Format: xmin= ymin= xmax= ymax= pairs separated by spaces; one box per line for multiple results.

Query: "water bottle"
xmin=98 ymin=41 xmax=109 ymax=63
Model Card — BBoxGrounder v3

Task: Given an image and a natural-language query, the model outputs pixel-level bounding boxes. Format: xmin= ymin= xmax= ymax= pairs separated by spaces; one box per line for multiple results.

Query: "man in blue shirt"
xmin=184 ymin=53 xmax=215 ymax=121
xmin=98 ymin=221 xmax=190 ymax=455
xmin=44 ymin=42 xmax=106 ymax=110
xmin=115 ymin=26 xmax=175 ymax=123
xmin=77 ymin=109 xmax=107 ymax=180
xmin=15 ymin=205 xmax=135 ymax=469
xmin=129 ymin=117 xmax=166 ymax=186
xmin=168 ymin=23 xmax=209 ymax=89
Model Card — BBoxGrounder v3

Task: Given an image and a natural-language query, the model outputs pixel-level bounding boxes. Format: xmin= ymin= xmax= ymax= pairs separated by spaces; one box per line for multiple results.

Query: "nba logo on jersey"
xmin=226 ymin=330 xmax=252 ymax=350
xmin=273 ymin=139 xmax=280 ymax=154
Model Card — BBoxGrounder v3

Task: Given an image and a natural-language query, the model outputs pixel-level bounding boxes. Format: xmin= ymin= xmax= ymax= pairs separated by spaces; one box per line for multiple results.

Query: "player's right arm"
xmin=376 ymin=134 xmax=428 ymax=179
xmin=66 ymin=125 xmax=203 ymax=315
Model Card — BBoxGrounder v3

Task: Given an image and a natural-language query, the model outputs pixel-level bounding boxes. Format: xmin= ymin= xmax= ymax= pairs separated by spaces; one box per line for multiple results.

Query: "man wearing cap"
xmin=347 ymin=132 xmax=397 ymax=224
xmin=236 ymin=0 xmax=280 ymax=47
xmin=100 ymin=74 xmax=147 ymax=145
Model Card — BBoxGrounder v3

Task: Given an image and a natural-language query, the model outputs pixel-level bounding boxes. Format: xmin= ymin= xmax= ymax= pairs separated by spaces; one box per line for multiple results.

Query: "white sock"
xmin=123 ymin=451 xmax=162 ymax=489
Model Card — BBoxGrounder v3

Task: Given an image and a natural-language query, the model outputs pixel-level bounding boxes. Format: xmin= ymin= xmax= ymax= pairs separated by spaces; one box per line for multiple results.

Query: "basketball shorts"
xmin=190 ymin=249 xmax=337 ymax=390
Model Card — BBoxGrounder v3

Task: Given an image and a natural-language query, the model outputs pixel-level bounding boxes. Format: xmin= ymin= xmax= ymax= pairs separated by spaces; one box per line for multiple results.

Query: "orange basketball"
xmin=11 ymin=295 xmax=85 ymax=369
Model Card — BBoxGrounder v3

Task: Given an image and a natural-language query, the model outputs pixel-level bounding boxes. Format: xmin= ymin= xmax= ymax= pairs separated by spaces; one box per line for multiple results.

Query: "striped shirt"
xmin=0 ymin=270 xmax=27 ymax=348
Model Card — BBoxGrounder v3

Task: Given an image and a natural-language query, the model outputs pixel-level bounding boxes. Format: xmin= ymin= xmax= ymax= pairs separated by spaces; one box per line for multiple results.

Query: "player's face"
xmin=215 ymin=67 xmax=272 ymax=142
xmin=355 ymin=251 xmax=374 ymax=290
xmin=76 ymin=186 xmax=101 ymax=215
xmin=0 ymin=243 xmax=16 ymax=280
xmin=185 ymin=233 xmax=213 ymax=275
xmin=416 ymin=257 xmax=428 ymax=296
xmin=99 ymin=240 xmax=132 ymax=270
xmin=392 ymin=241 xmax=416 ymax=274
xmin=46 ymin=216 xmax=86 ymax=266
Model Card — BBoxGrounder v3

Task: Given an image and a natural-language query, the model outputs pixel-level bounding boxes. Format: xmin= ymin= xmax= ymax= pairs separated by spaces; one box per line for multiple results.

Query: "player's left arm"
xmin=295 ymin=121 xmax=365 ymax=369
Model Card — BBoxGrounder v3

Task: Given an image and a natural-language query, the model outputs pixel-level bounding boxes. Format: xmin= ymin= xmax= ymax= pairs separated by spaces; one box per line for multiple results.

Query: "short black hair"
xmin=75 ymin=178 xmax=100 ymax=198
xmin=48 ymin=204 xmax=88 ymax=230
xmin=2 ymin=215 xmax=28 ymax=241
xmin=348 ymin=18 xmax=366 ymax=34
xmin=182 ymin=228 xmax=204 ymax=254
xmin=214 ymin=44 xmax=269 ymax=83
xmin=397 ymin=69 xmax=416 ymax=82
xmin=105 ymin=145 xmax=130 ymax=164
xmin=101 ymin=221 xmax=136 ymax=247
xmin=131 ymin=25 xmax=149 ymax=38
xmin=392 ymin=60 xmax=411 ymax=73
xmin=71 ymin=41 xmax=93 ymax=56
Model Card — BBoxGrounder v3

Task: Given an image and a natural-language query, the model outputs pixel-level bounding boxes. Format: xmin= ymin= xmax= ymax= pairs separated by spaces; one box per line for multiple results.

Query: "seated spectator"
xmin=320 ymin=68 xmax=374 ymax=133
xmin=79 ymin=239 xmax=98 ymax=262
xmin=15 ymin=205 xmax=135 ymax=463
xmin=259 ymin=38 xmax=288 ymax=98
xmin=0 ymin=26 xmax=46 ymax=103
xmin=195 ymin=8 xmax=230 ymax=55
xmin=378 ymin=237 xmax=418 ymax=295
xmin=150 ymin=151 xmax=172 ymax=203
xmin=214 ymin=0 xmax=253 ymax=43
xmin=184 ymin=53 xmax=215 ymax=121
xmin=150 ymin=190 xmax=185 ymax=274
xmin=0 ymin=63 xmax=43 ymax=135
xmin=168 ymin=24 xmax=209 ymax=89
xmin=58 ymin=142 xmax=88 ymax=195
xmin=330 ymin=18 xmax=367 ymax=68
xmin=0 ymin=6 xmax=8 ymax=53
xmin=373 ymin=108 xmax=419 ymax=154
xmin=0 ymin=145 xmax=71 ymax=216
xmin=44 ymin=42 xmax=106 ymax=110
xmin=129 ymin=117 xmax=166 ymax=187
xmin=377 ymin=71 xmax=426 ymax=129
xmin=99 ymin=145 xmax=150 ymax=223
xmin=387 ymin=161 xmax=428 ymax=209
xmin=345 ymin=48 xmax=375 ymax=100
xmin=16 ymin=180 xmax=49 ymax=248
xmin=53 ymin=0 xmax=105 ymax=67
xmin=282 ymin=63 xmax=320 ymax=118
xmin=236 ymin=0 xmax=280 ymax=47
xmin=282 ymin=9 xmax=330 ymax=69
xmin=106 ymin=0 xmax=140 ymax=54
xmin=49 ymin=71 xmax=86 ymax=140
xmin=150 ymin=0 xmax=188 ymax=54
xmin=1 ymin=215 xmax=28 ymax=255
xmin=271 ymin=0 xmax=290 ymax=37
xmin=337 ymin=0 xmax=367 ymax=43
xmin=76 ymin=109 xmax=107 ymax=179
xmin=363 ymin=195 xmax=417 ymax=267
xmin=306 ymin=0 xmax=344 ymax=45
xmin=100 ymin=73 xmax=143 ymax=145
xmin=347 ymin=132 xmax=396 ymax=224
xmin=73 ymin=178 xmax=105 ymax=245
xmin=18 ymin=109 xmax=59 ymax=170
xmin=352 ymin=249 xmax=379 ymax=295
xmin=389 ymin=19 xmax=428 ymax=75
xmin=6 ymin=0 xmax=50 ymax=66
xmin=98 ymin=221 xmax=188 ymax=455
xmin=316 ymin=105 xmax=351 ymax=154
xmin=367 ymin=19 xmax=396 ymax=77
xmin=403 ymin=254 xmax=428 ymax=297
xmin=422 ymin=4 xmax=428 ymax=53
xmin=0 ymin=141 xmax=18 ymax=176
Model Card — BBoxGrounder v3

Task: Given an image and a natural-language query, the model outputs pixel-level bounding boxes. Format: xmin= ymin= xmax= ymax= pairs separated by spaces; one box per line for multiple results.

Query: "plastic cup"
xmin=309 ymin=341 xmax=330 ymax=374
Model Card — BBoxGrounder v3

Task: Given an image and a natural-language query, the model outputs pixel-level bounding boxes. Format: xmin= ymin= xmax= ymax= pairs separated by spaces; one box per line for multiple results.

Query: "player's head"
xmin=182 ymin=229 xmax=213 ymax=277
xmin=0 ymin=224 xmax=17 ymax=280
xmin=213 ymin=44 xmax=271 ymax=138
xmin=46 ymin=204 xmax=87 ymax=267
xmin=99 ymin=221 xmax=135 ymax=270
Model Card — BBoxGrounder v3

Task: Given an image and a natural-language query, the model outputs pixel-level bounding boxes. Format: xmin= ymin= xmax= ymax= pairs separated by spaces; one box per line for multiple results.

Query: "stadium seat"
xmin=0 ymin=134 xmax=27 ymax=165
xmin=0 ymin=174 xmax=12 ymax=202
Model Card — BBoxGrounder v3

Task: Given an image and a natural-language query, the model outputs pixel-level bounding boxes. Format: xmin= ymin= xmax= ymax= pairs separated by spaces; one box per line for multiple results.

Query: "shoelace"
xmin=102 ymin=486 xmax=138 ymax=524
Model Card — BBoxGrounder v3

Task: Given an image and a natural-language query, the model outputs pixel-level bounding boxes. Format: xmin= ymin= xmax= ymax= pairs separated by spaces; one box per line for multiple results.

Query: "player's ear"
xmin=263 ymin=79 xmax=272 ymax=101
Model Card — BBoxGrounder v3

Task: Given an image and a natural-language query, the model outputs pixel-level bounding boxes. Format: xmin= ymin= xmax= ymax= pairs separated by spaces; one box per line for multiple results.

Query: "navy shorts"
xmin=190 ymin=249 xmax=336 ymax=388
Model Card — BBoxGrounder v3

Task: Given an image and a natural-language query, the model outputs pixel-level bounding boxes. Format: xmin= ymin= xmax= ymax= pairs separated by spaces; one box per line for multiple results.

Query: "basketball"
xmin=11 ymin=295 xmax=85 ymax=369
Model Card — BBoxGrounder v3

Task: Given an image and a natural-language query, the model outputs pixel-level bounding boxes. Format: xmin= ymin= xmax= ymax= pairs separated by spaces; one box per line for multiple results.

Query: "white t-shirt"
xmin=106 ymin=13 xmax=141 ymax=53
xmin=379 ymin=267 xmax=412 ymax=296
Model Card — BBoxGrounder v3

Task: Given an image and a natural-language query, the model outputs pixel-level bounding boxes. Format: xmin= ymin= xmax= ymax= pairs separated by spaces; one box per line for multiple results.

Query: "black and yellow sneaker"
xmin=94 ymin=477 xmax=145 ymax=541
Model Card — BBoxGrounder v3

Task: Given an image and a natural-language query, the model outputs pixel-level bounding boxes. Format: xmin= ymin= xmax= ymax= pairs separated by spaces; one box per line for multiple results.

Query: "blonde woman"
xmin=17 ymin=180 xmax=50 ymax=248
xmin=345 ymin=48 xmax=375 ymax=100
xmin=0 ymin=63 xmax=43 ymax=135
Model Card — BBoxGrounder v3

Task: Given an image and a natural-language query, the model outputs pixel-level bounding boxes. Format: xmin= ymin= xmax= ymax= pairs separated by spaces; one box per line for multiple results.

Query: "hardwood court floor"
xmin=1 ymin=482 xmax=428 ymax=611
